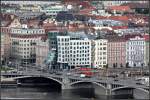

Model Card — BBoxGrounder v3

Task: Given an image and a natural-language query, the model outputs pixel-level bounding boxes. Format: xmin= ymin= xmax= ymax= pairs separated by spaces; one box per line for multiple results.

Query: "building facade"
xmin=36 ymin=36 xmax=49 ymax=67
xmin=107 ymin=37 xmax=126 ymax=68
xmin=41 ymin=5 xmax=66 ymax=18
xmin=126 ymin=36 xmax=146 ymax=67
xmin=92 ymin=39 xmax=108 ymax=68
xmin=1 ymin=33 xmax=5 ymax=65
xmin=10 ymin=28 xmax=45 ymax=65
xmin=145 ymin=40 xmax=149 ymax=67
xmin=1 ymin=27 xmax=11 ymax=64
xmin=57 ymin=35 xmax=91 ymax=69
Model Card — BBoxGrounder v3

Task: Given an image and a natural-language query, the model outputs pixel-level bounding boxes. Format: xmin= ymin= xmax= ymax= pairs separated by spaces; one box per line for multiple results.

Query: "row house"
xmin=107 ymin=36 xmax=126 ymax=68
xmin=126 ymin=36 xmax=146 ymax=67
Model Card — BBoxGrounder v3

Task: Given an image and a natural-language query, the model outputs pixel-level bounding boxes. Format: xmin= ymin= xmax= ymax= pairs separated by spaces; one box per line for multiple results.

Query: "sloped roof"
xmin=108 ymin=6 xmax=130 ymax=11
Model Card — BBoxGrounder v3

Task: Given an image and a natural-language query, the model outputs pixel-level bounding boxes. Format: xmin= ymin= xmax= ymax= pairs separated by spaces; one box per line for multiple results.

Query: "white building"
xmin=57 ymin=35 xmax=91 ymax=68
xmin=126 ymin=36 xmax=146 ymax=67
xmin=41 ymin=5 xmax=67 ymax=17
xmin=10 ymin=28 xmax=45 ymax=65
xmin=102 ymin=1 xmax=130 ymax=8
xmin=92 ymin=39 xmax=108 ymax=68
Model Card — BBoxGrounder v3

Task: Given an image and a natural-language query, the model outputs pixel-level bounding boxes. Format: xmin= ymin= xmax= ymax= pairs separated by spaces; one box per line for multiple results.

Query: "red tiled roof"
xmin=107 ymin=36 xmax=126 ymax=42
xmin=79 ymin=1 xmax=91 ymax=8
xmin=108 ymin=6 xmax=130 ymax=11
xmin=124 ymin=34 xmax=143 ymax=40
xmin=93 ymin=15 xmax=129 ymax=22
xmin=112 ymin=26 xmax=128 ymax=30
xmin=79 ymin=8 xmax=94 ymax=15
xmin=110 ymin=16 xmax=129 ymax=22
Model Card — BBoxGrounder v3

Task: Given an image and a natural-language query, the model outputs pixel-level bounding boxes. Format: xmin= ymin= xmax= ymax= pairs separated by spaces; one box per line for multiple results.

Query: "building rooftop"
xmin=56 ymin=11 xmax=74 ymax=22
xmin=108 ymin=5 xmax=130 ymax=11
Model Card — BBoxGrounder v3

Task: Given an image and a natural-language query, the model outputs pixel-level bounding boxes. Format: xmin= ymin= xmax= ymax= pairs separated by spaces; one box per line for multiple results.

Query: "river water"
xmin=1 ymin=86 xmax=133 ymax=100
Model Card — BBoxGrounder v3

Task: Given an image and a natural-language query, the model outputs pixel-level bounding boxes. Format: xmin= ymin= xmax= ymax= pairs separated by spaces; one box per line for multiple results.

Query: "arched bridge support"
xmin=133 ymin=88 xmax=149 ymax=99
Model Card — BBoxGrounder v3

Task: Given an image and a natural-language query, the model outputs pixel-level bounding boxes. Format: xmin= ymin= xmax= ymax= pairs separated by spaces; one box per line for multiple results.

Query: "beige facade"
xmin=1 ymin=34 xmax=5 ymax=64
xmin=92 ymin=39 xmax=108 ymax=69
xmin=10 ymin=28 xmax=45 ymax=65
xmin=1 ymin=27 xmax=11 ymax=64
xmin=36 ymin=37 xmax=49 ymax=67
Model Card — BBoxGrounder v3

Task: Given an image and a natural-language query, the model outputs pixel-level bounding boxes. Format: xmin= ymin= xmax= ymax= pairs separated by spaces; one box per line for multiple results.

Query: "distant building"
xmin=11 ymin=12 xmax=45 ymax=20
xmin=1 ymin=27 xmax=11 ymax=64
xmin=56 ymin=11 xmax=74 ymax=22
xmin=10 ymin=28 xmax=45 ymax=65
xmin=57 ymin=32 xmax=92 ymax=69
xmin=36 ymin=36 xmax=49 ymax=67
xmin=107 ymin=36 xmax=126 ymax=68
xmin=92 ymin=39 xmax=108 ymax=68
xmin=41 ymin=5 xmax=67 ymax=18
xmin=107 ymin=5 xmax=131 ymax=15
xmin=102 ymin=1 xmax=130 ymax=8
xmin=47 ymin=30 xmax=67 ymax=69
xmin=20 ymin=4 xmax=42 ymax=12
xmin=126 ymin=36 xmax=145 ymax=67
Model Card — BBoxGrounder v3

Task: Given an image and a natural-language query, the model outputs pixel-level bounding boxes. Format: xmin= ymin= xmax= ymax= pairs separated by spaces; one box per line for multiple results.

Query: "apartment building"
xmin=10 ymin=28 xmax=45 ymax=65
xmin=92 ymin=39 xmax=108 ymax=68
xmin=57 ymin=32 xmax=91 ymax=69
xmin=126 ymin=36 xmax=146 ymax=67
xmin=107 ymin=36 xmax=126 ymax=68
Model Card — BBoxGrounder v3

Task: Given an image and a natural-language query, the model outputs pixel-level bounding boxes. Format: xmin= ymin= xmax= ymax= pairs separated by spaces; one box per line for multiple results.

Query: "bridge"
xmin=1 ymin=68 xmax=149 ymax=99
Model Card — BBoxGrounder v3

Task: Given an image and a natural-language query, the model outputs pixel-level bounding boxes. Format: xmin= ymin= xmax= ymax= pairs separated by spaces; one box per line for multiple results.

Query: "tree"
xmin=104 ymin=64 xmax=108 ymax=69
xmin=126 ymin=62 xmax=129 ymax=68
xmin=113 ymin=63 xmax=116 ymax=68
xmin=120 ymin=63 xmax=123 ymax=68
xmin=116 ymin=63 xmax=118 ymax=68
xmin=148 ymin=62 xmax=149 ymax=67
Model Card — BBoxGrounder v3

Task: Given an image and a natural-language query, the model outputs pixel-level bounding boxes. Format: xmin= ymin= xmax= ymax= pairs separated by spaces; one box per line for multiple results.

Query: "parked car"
xmin=80 ymin=74 xmax=86 ymax=78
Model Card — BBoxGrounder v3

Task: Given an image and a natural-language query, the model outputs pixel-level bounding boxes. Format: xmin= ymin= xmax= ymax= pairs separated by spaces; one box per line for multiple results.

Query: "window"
xmin=103 ymin=52 xmax=106 ymax=55
xmin=103 ymin=47 xmax=106 ymax=50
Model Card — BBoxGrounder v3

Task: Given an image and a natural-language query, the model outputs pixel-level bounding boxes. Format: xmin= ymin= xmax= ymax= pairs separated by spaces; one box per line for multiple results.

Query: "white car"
xmin=80 ymin=74 xmax=86 ymax=78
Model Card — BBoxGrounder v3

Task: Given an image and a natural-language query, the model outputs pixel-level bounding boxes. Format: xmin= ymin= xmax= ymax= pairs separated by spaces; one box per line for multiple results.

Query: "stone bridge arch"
xmin=69 ymin=81 xmax=107 ymax=95
xmin=133 ymin=88 xmax=149 ymax=99
xmin=111 ymin=86 xmax=134 ymax=92
xmin=70 ymin=81 xmax=106 ymax=89
xmin=112 ymin=86 xmax=149 ymax=93
xmin=15 ymin=76 xmax=63 ymax=89
xmin=111 ymin=86 xmax=149 ymax=99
